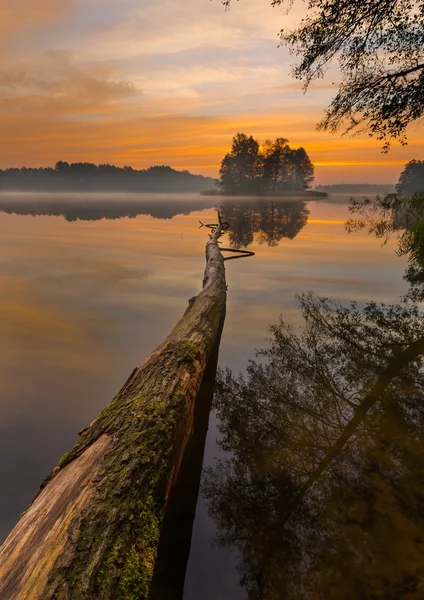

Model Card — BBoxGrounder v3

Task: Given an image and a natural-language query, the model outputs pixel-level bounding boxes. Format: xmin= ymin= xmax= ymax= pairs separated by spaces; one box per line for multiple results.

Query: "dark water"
xmin=0 ymin=191 xmax=414 ymax=598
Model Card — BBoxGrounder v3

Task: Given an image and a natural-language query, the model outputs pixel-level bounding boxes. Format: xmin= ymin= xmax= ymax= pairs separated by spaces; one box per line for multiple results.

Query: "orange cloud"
xmin=1 ymin=0 xmax=423 ymax=184
xmin=0 ymin=52 xmax=136 ymax=109
xmin=0 ymin=0 xmax=75 ymax=47
xmin=1 ymin=96 xmax=421 ymax=184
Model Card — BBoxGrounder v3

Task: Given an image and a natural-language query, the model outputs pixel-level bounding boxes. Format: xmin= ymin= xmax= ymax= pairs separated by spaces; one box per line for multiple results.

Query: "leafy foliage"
xmin=219 ymin=133 xmax=314 ymax=194
xmin=224 ymin=0 xmax=424 ymax=149
xmin=397 ymin=160 xmax=424 ymax=194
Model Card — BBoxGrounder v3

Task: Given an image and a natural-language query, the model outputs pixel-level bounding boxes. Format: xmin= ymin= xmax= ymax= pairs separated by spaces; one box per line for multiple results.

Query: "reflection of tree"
xmin=220 ymin=198 xmax=309 ymax=248
xmin=346 ymin=192 xmax=424 ymax=301
xmin=0 ymin=197 xmax=216 ymax=222
xmin=204 ymin=293 xmax=424 ymax=599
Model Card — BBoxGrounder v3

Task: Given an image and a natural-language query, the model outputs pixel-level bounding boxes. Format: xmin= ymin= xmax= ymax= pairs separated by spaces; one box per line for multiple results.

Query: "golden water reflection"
xmin=0 ymin=193 xmax=409 ymax=597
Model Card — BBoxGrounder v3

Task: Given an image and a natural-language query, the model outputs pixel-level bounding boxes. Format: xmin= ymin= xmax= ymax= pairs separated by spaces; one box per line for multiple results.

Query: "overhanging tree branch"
xmin=224 ymin=0 xmax=424 ymax=148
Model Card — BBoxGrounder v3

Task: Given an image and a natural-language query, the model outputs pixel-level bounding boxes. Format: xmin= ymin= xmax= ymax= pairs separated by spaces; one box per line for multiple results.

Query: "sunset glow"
xmin=2 ymin=0 xmax=423 ymax=184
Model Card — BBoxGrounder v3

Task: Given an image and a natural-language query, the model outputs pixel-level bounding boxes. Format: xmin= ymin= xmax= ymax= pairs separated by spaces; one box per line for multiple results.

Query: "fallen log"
xmin=149 ymin=315 xmax=225 ymax=600
xmin=0 ymin=212 xmax=228 ymax=600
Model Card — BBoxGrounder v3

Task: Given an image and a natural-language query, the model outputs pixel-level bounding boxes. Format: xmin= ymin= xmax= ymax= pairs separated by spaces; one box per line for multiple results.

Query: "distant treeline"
xmin=315 ymin=183 xmax=397 ymax=195
xmin=0 ymin=162 xmax=217 ymax=193
xmin=316 ymin=161 xmax=424 ymax=196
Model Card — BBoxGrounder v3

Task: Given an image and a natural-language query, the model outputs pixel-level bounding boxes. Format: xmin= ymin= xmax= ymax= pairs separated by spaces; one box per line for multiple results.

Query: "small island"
xmin=202 ymin=133 xmax=326 ymax=197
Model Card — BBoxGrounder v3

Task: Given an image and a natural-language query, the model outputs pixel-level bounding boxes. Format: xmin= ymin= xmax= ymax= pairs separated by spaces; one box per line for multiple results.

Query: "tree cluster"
xmin=0 ymin=162 xmax=216 ymax=193
xmin=219 ymin=134 xmax=314 ymax=195
xmin=397 ymin=160 xmax=424 ymax=195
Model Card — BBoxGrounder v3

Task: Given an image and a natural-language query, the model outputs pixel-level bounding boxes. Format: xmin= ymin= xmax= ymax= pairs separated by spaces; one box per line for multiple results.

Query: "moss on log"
xmin=0 ymin=215 xmax=227 ymax=600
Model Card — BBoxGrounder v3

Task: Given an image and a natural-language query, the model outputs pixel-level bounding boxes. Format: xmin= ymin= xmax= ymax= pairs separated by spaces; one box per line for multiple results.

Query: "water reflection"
xmin=219 ymin=198 xmax=309 ymax=248
xmin=0 ymin=194 xmax=410 ymax=595
xmin=0 ymin=192 xmax=216 ymax=221
xmin=346 ymin=192 xmax=424 ymax=302
xmin=204 ymin=292 xmax=424 ymax=599
xmin=0 ymin=195 xmax=310 ymax=248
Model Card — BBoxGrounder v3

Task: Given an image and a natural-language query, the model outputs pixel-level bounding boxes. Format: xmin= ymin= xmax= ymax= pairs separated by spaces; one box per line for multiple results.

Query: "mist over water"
xmin=0 ymin=192 xmax=411 ymax=598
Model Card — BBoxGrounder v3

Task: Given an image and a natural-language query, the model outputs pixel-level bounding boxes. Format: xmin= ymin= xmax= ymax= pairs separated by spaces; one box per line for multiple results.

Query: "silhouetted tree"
xmin=204 ymin=293 xmax=424 ymax=599
xmin=397 ymin=160 xmax=424 ymax=195
xmin=55 ymin=161 xmax=70 ymax=173
xmin=224 ymin=0 xmax=424 ymax=150
xmin=219 ymin=134 xmax=314 ymax=195
xmin=219 ymin=154 xmax=239 ymax=196
xmin=219 ymin=134 xmax=261 ymax=195
xmin=261 ymin=138 xmax=290 ymax=191
xmin=288 ymin=147 xmax=314 ymax=190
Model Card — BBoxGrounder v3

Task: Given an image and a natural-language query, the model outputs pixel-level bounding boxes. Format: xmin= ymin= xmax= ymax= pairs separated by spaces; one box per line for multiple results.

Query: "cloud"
xmin=82 ymin=0 xmax=283 ymax=62
xmin=0 ymin=0 xmax=75 ymax=48
xmin=0 ymin=97 xmax=421 ymax=184
xmin=0 ymin=0 xmax=423 ymax=184
xmin=0 ymin=52 xmax=137 ymax=108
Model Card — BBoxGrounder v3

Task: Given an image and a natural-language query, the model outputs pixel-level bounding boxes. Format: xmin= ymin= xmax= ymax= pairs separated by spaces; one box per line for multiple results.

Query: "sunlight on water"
xmin=0 ymin=192 xmax=410 ymax=598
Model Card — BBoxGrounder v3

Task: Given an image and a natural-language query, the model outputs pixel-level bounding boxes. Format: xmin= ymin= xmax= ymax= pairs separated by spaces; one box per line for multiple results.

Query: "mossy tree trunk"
xmin=149 ymin=315 xmax=225 ymax=600
xmin=0 ymin=214 xmax=228 ymax=600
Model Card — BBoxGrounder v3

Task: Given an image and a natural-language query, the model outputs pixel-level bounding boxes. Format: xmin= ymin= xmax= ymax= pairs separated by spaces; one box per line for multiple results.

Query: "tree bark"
xmin=149 ymin=315 xmax=225 ymax=600
xmin=0 ymin=215 xmax=227 ymax=600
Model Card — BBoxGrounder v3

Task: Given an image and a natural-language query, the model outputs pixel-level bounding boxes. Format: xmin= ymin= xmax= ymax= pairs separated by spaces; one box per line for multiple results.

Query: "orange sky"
xmin=1 ymin=0 xmax=423 ymax=184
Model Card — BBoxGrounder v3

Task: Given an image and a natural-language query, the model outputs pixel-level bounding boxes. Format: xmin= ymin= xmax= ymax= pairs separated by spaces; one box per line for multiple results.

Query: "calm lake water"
xmin=0 ymin=192 xmax=415 ymax=598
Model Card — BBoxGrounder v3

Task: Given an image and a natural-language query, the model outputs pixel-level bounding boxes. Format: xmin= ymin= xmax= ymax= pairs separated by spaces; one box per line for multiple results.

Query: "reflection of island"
xmin=0 ymin=195 xmax=217 ymax=222
xmin=219 ymin=198 xmax=309 ymax=248
xmin=205 ymin=293 xmax=424 ymax=600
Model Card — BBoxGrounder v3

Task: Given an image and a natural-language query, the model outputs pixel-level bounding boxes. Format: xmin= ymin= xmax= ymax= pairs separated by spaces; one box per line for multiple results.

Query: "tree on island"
xmin=220 ymin=134 xmax=261 ymax=195
xmin=224 ymin=0 xmax=424 ymax=150
xmin=219 ymin=133 xmax=314 ymax=195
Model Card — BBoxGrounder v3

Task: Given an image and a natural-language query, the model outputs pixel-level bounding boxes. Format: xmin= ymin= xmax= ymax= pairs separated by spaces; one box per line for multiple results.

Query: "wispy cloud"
xmin=0 ymin=52 xmax=137 ymax=105
xmin=1 ymin=0 xmax=423 ymax=183
xmin=1 ymin=0 xmax=75 ymax=48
